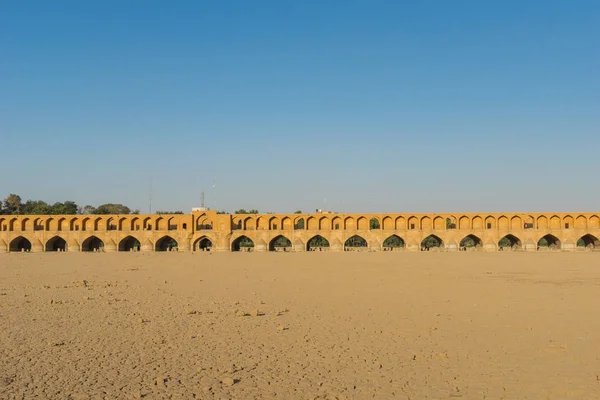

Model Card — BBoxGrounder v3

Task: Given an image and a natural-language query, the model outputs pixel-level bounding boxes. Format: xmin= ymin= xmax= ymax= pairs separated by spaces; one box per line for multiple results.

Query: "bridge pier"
xmin=141 ymin=243 xmax=154 ymax=252
xmin=104 ymin=242 xmax=117 ymax=252
xmin=562 ymin=241 xmax=576 ymax=252
xmin=445 ymin=244 xmax=458 ymax=252
xmin=32 ymin=241 xmax=43 ymax=253
xmin=178 ymin=241 xmax=190 ymax=252
xmin=484 ymin=244 xmax=497 ymax=252
xmin=292 ymin=242 xmax=305 ymax=252
xmin=406 ymin=244 xmax=420 ymax=252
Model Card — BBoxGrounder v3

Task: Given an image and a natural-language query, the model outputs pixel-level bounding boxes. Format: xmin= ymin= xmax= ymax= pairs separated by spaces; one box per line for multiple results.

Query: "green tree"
xmin=50 ymin=201 xmax=78 ymax=214
xmin=21 ymin=200 xmax=51 ymax=214
xmin=95 ymin=203 xmax=132 ymax=214
xmin=370 ymin=218 xmax=380 ymax=229
xmin=383 ymin=235 xmax=404 ymax=248
xmin=294 ymin=210 xmax=302 ymax=214
xmin=234 ymin=209 xmax=259 ymax=214
xmin=3 ymin=194 xmax=22 ymax=214
xmin=79 ymin=205 xmax=97 ymax=214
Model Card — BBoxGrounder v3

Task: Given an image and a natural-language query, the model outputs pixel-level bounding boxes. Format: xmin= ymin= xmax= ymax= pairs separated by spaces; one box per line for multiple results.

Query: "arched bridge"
xmin=1 ymin=211 xmax=599 ymax=253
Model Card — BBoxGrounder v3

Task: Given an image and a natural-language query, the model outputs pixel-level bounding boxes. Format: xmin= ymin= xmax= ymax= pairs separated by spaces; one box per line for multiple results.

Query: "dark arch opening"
xmin=577 ymin=234 xmax=600 ymax=249
xmin=459 ymin=234 xmax=482 ymax=251
xmin=383 ymin=235 xmax=405 ymax=250
xmin=82 ymin=236 xmax=104 ymax=252
xmin=369 ymin=218 xmax=380 ymax=230
xmin=446 ymin=218 xmax=456 ymax=229
xmin=344 ymin=235 xmax=368 ymax=250
xmin=421 ymin=235 xmax=443 ymax=250
xmin=119 ymin=236 xmax=140 ymax=252
xmin=307 ymin=235 xmax=329 ymax=251
xmin=232 ymin=236 xmax=254 ymax=251
xmin=156 ymin=236 xmax=178 ymax=252
xmin=10 ymin=236 xmax=31 ymax=252
xmin=295 ymin=218 xmax=305 ymax=230
xmin=537 ymin=234 xmax=561 ymax=250
xmin=498 ymin=234 xmax=521 ymax=250
xmin=194 ymin=237 xmax=213 ymax=251
xmin=46 ymin=236 xmax=67 ymax=252
xmin=269 ymin=235 xmax=292 ymax=251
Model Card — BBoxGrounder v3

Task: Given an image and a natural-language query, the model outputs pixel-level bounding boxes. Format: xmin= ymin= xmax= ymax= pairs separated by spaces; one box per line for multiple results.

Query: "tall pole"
xmin=212 ymin=177 xmax=216 ymax=210
xmin=149 ymin=177 xmax=153 ymax=214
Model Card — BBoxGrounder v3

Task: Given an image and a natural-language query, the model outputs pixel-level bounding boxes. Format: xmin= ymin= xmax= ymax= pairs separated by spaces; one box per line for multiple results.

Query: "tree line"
xmin=0 ymin=193 xmax=142 ymax=215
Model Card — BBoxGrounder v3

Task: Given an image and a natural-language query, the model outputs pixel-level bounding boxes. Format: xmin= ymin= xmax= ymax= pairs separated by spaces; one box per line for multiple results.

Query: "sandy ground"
xmin=1 ymin=252 xmax=599 ymax=400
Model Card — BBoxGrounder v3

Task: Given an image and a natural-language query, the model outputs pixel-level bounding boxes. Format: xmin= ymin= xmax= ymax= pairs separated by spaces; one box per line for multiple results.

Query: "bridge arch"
xmin=577 ymin=234 xmax=600 ymax=249
xmin=46 ymin=236 xmax=67 ymax=252
xmin=232 ymin=236 xmax=254 ymax=251
xmin=537 ymin=234 xmax=561 ymax=250
xmin=119 ymin=236 xmax=141 ymax=252
xmin=156 ymin=236 xmax=178 ymax=251
xmin=10 ymin=236 xmax=31 ymax=252
xmin=484 ymin=216 xmax=495 ymax=230
xmin=269 ymin=235 xmax=292 ymax=251
xmin=369 ymin=217 xmax=380 ymax=230
xmin=550 ymin=215 xmax=561 ymax=229
xmin=420 ymin=216 xmax=432 ymax=230
xmin=472 ymin=216 xmax=483 ymax=230
xmin=357 ymin=217 xmax=368 ymax=230
xmin=319 ymin=216 xmax=330 ymax=230
xmin=344 ymin=235 xmax=368 ymax=250
xmin=383 ymin=235 xmax=405 ymax=249
xmin=382 ymin=216 xmax=393 ymax=230
xmin=498 ymin=234 xmax=521 ymax=250
xmin=307 ymin=235 xmax=329 ymax=251
xmin=395 ymin=217 xmax=406 ymax=230
xmin=331 ymin=216 xmax=342 ymax=230
xmin=421 ymin=235 xmax=443 ymax=250
xmin=193 ymin=236 xmax=213 ymax=251
xmin=459 ymin=234 xmax=482 ymax=250
xmin=82 ymin=236 xmax=104 ymax=252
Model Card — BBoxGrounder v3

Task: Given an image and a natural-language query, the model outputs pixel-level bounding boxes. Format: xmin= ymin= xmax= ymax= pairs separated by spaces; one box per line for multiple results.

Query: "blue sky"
xmin=1 ymin=1 xmax=599 ymax=214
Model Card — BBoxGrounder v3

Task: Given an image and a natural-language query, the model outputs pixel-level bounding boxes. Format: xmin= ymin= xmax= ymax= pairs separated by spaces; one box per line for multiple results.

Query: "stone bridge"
xmin=1 ymin=211 xmax=599 ymax=253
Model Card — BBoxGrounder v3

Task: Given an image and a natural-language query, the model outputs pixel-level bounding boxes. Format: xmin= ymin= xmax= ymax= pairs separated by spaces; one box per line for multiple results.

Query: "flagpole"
xmin=213 ymin=177 xmax=216 ymax=210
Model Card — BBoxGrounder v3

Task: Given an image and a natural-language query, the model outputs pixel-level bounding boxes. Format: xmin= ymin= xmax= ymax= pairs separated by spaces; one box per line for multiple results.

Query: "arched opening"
xmin=498 ymin=234 xmax=521 ymax=251
xmin=383 ymin=235 xmax=404 ymax=251
xmin=344 ymin=235 xmax=368 ymax=251
xmin=10 ymin=236 xmax=31 ymax=252
xmin=421 ymin=235 xmax=443 ymax=251
xmin=45 ymin=236 xmax=67 ymax=252
xmin=119 ymin=236 xmax=140 ymax=252
xmin=194 ymin=237 xmax=213 ymax=251
xmin=82 ymin=236 xmax=104 ymax=252
xmin=369 ymin=218 xmax=380 ymax=230
xmin=156 ymin=236 xmax=178 ymax=252
xmin=294 ymin=218 xmax=305 ymax=230
xmin=307 ymin=235 xmax=329 ymax=251
xmin=269 ymin=235 xmax=292 ymax=251
xmin=577 ymin=234 xmax=600 ymax=250
xmin=459 ymin=234 xmax=482 ymax=251
xmin=537 ymin=234 xmax=561 ymax=250
xmin=446 ymin=217 xmax=456 ymax=229
xmin=232 ymin=236 xmax=254 ymax=252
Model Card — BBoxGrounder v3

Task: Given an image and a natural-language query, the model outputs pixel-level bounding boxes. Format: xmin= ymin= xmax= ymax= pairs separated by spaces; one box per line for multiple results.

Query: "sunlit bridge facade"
xmin=1 ymin=211 xmax=599 ymax=253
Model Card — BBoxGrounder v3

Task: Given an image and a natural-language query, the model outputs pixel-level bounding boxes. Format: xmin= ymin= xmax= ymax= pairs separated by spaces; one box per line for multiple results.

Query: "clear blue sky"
xmin=1 ymin=1 xmax=599 ymax=214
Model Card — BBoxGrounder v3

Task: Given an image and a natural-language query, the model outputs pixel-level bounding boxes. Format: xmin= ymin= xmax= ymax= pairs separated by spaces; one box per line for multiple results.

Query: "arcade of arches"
xmin=1 ymin=210 xmax=599 ymax=253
